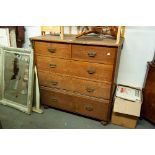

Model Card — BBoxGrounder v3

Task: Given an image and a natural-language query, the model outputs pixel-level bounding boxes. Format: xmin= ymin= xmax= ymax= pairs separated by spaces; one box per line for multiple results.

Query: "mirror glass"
xmin=4 ymin=51 xmax=30 ymax=105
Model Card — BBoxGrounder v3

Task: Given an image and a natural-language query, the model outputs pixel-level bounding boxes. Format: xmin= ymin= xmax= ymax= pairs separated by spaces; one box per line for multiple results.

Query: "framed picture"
xmin=0 ymin=46 xmax=34 ymax=114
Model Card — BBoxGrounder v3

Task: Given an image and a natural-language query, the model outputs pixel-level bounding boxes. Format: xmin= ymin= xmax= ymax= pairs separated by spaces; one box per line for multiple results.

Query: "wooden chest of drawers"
xmin=141 ymin=55 xmax=155 ymax=124
xmin=31 ymin=35 xmax=123 ymax=122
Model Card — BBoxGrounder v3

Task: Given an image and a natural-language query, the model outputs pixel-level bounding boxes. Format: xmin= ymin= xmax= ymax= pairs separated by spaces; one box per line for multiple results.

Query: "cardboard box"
xmin=111 ymin=85 xmax=142 ymax=128
xmin=113 ymin=97 xmax=142 ymax=117
xmin=111 ymin=112 xmax=138 ymax=128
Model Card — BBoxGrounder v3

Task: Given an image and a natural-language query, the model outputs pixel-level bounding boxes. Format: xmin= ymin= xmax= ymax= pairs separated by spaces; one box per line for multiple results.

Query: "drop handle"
xmin=48 ymin=48 xmax=56 ymax=53
xmin=87 ymin=68 xmax=96 ymax=74
xmin=86 ymin=87 xmax=95 ymax=93
xmin=51 ymin=81 xmax=58 ymax=85
xmin=49 ymin=64 xmax=57 ymax=68
xmin=88 ymin=51 xmax=96 ymax=57
xmin=85 ymin=105 xmax=93 ymax=111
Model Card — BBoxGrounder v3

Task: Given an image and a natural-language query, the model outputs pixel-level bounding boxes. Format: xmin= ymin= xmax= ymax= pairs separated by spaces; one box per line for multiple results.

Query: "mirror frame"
xmin=0 ymin=46 xmax=34 ymax=114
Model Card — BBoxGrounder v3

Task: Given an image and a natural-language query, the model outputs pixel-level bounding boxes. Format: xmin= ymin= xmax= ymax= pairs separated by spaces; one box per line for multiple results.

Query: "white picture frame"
xmin=0 ymin=46 xmax=34 ymax=114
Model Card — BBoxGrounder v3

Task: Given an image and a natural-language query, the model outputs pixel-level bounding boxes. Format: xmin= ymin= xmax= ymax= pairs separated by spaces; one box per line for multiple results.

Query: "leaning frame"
xmin=0 ymin=46 xmax=34 ymax=114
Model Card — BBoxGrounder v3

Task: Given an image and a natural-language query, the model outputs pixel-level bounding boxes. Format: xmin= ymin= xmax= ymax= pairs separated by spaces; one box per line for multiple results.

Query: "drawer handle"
xmin=86 ymin=87 xmax=95 ymax=93
xmin=51 ymin=98 xmax=58 ymax=103
xmin=51 ymin=81 xmax=58 ymax=85
xmin=48 ymin=48 xmax=56 ymax=53
xmin=49 ymin=64 xmax=57 ymax=68
xmin=87 ymin=68 xmax=96 ymax=74
xmin=88 ymin=51 xmax=96 ymax=57
xmin=85 ymin=105 xmax=93 ymax=111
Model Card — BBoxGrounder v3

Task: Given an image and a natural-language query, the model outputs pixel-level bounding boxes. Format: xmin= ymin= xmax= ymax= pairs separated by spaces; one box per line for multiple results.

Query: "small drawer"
xmin=72 ymin=45 xmax=116 ymax=64
xmin=70 ymin=60 xmax=114 ymax=82
xmin=34 ymin=41 xmax=71 ymax=58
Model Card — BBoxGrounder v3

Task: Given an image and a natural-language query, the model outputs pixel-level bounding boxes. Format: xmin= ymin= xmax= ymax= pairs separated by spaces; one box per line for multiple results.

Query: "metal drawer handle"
xmin=85 ymin=105 xmax=93 ymax=111
xmin=48 ymin=48 xmax=56 ymax=53
xmin=51 ymin=98 xmax=58 ymax=103
xmin=51 ymin=81 xmax=58 ymax=85
xmin=87 ymin=68 xmax=96 ymax=74
xmin=88 ymin=51 xmax=96 ymax=57
xmin=49 ymin=64 xmax=57 ymax=68
xmin=86 ymin=87 xmax=95 ymax=93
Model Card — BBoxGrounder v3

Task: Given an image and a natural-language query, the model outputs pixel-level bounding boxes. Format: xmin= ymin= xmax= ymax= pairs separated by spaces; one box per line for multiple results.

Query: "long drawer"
xmin=72 ymin=44 xmax=116 ymax=64
xmin=38 ymin=71 xmax=111 ymax=99
xmin=40 ymin=87 xmax=109 ymax=121
xmin=34 ymin=41 xmax=71 ymax=58
xmin=36 ymin=56 xmax=114 ymax=82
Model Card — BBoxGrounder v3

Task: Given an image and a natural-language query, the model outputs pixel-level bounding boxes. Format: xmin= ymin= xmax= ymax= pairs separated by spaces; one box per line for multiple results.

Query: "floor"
xmin=0 ymin=104 xmax=155 ymax=129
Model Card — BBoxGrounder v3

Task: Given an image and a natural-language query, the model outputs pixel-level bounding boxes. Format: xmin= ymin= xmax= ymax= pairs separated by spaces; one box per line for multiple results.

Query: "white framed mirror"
xmin=0 ymin=46 xmax=34 ymax=114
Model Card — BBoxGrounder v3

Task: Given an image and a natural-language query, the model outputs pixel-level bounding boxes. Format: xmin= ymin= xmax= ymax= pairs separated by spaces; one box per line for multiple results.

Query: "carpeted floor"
xmin=0 ymin=104 xmax=155 ymax=129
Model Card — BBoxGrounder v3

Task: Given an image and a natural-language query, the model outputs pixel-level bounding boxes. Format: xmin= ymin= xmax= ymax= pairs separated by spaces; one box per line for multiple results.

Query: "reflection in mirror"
xmin=4 ymin=52 xmax=30 ymax=105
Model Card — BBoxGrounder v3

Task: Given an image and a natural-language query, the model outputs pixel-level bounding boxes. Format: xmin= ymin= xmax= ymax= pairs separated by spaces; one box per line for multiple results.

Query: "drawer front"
xmin=36 ymin=56 xmax=70 ymax=74
xmin=34 ymin=41 xmax=71 ymax=58
xmin=72 ymin=45 xmax=116 ymax=64
xmin=40 ymin=88 xmax=75 ymax=112
xmin=38 ymin=71 xmax=111 ymax=99
xmin=40 ymin=87 xmax=109 ymax=121
xmin=70 ymin=60 xmax=113 ymax=82
xmin=36 ymin=56 xmax=113 ymax=82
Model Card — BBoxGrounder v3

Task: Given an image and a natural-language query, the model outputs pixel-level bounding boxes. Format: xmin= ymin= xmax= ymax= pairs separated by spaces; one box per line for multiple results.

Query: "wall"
xmin=24 ymin=26 xmax=155 ymax=88
xmin=117 ymin=27 xmax=155 ymax=88
xmin=23 ymin=26 xmax=41 ymax=48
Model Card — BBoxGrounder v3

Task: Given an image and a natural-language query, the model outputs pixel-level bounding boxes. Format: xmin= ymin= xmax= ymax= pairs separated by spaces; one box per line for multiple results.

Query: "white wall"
xmin=117 ymin=27 xmax=155 ymax=88
xmin=24 ymin=26 xmax=155 ymax=88
xmin=23 ymin=26 xmax=41 ymax=48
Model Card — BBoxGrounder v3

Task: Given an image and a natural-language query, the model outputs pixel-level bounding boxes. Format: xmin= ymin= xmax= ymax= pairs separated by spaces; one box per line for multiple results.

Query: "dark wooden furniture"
xmin=141 ymin=53 xmax=155 ymax=124
xmin=31 ymin=35 xmax=124 ymax=122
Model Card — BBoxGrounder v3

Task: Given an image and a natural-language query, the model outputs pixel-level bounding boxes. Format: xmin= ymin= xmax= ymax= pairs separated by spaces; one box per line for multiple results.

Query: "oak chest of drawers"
xmin=31 ymin=35 xmax=123 ymax=122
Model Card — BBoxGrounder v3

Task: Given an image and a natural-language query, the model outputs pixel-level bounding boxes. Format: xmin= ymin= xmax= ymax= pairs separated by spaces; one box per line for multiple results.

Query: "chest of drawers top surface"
xmin=30 ymin=34 xmax=124 ymax=47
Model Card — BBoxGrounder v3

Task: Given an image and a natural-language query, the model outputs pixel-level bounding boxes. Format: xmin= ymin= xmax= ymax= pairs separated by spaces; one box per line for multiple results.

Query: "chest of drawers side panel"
xmin=107 ymin=43 xmax=123 ymax=121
